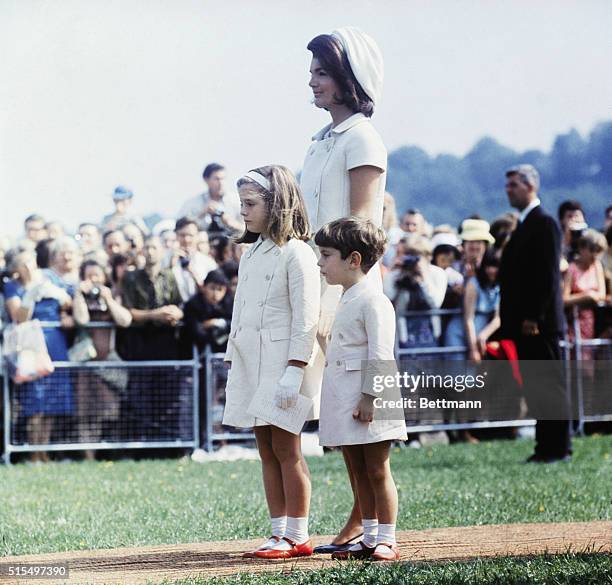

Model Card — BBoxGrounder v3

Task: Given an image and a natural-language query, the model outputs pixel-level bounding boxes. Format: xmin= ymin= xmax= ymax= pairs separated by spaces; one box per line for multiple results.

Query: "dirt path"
xmin=1 ymin=521 xmax=610 ymax=585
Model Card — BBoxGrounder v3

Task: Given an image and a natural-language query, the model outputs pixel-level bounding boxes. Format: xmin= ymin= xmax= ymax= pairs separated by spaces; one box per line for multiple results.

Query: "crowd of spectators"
xmin=0 ymin=161 xmax=610 ymax=459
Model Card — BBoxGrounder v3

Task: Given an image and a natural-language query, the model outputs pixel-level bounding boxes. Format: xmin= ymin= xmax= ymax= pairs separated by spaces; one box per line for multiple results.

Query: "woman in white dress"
xmin=299 ymin=27 xmax=389 ymax=553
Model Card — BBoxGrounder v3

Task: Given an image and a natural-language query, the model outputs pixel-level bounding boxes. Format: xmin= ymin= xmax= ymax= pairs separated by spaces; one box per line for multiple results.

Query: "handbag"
xmin=2 ymin=319 xmax=54 ymax=384
xmin=96 ymin=328 xmax=129 ymax=393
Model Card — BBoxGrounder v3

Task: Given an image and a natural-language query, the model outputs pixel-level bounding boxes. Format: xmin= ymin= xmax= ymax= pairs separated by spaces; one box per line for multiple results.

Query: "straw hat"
xmin=459 ymin=219 xmax=495 ymax=244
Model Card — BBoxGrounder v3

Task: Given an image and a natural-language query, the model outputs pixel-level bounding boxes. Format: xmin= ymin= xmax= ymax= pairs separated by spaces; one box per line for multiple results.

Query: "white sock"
xmin=348 ymin=518 xmax=378 ymax=551
xmin=362 ymin=518 xmax=379 ymax=548
xmin=376 ymin=523 xmax=396 ymax=546
xmin=270 ymin=516 xmax=287 ymax=538
xmin=284 ymin=516 xmax=309 ymax=545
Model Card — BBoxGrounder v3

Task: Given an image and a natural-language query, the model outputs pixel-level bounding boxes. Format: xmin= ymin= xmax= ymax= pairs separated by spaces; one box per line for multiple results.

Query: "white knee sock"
xmin=348 ymin=518 xmax=378 ymax=550
xmin=361 ymin=518 xmax=379 ymax=548
xmin=284 ymin=516 xmax=309 ymax=544
xmin=376 ymin=523 xmax=396 ymax=546
xmin=270 ymin=516 xmax=287 ymax=538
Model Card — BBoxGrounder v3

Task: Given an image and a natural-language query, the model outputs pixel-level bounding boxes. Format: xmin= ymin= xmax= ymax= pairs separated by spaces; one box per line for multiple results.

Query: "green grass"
xmin=0 ymin=435 xmax=609 ymax=559
xmin=162 ymin=554 xmax=612 ymax=585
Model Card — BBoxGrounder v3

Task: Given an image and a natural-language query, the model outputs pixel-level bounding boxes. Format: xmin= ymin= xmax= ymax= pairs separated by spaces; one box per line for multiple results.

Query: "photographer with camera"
xmin=121 ymin=223 xmax=146 ymax=270
xmin=164 ymin=217 xmax=218 ymax=303
xmin=383 ymin=234 xmax=447 ymax=348
xmin=73 ymin=260 xmax=132 ymax=458
xmin=176 ymin=163 xmax=243 ymax=235
xmin=558 ymin=200 xmax=587 ymax=263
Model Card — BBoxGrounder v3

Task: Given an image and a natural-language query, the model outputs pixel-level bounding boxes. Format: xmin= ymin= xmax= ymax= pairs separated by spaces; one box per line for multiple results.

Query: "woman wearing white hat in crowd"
xmin=299 ymin=27 xmax=388 ymax=555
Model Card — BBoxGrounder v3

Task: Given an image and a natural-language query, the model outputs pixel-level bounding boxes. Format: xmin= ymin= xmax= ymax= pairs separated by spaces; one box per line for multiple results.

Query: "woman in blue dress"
xmin=443 ymin=250 xmax=501 ymax=361
xmin=4 ymin=243 xmax=76 ymax=461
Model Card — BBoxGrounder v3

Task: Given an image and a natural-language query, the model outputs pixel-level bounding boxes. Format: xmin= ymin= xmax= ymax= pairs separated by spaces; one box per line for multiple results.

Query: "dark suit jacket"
xmin=499 ymin=205 xmax=565 ymax=338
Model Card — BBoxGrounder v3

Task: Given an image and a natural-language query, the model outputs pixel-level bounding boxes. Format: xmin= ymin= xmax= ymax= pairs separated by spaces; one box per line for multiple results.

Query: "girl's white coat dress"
xmin=319 ymin=277 xmax=408 ymax=447
xmin=223 ymin=236 xmax=321 ymax=428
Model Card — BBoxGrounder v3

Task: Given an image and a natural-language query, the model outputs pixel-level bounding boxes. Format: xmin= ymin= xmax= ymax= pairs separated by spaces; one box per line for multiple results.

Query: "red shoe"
xmin=331 ymin=541 xmax=375 ymax=560
xmin=242 ymin=536 xmax=281 ymax=558
xmin=371 ymin=543 xmax=400 ymax=561
xmin=254 ymin=537 xmax=313 ymax=559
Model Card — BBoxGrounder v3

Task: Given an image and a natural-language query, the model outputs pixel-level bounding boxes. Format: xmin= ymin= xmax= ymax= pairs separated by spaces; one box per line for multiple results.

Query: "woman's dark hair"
xmin=110 ymin=253 xmax=129 ymax=284
xmin=476 ymin=250 xmax=500 ymax=290
xmin=211 ymin=235 xmax=230 ymax=261
xmin=79 ymin=259 xmax=107 ymax=282
xmin=221 ymin=260 xmax=239 ymax=280
xmin=307 ymin=34 xmax=374 ymax=118
xmin=35 ymin=239 xmax=52 ymax=269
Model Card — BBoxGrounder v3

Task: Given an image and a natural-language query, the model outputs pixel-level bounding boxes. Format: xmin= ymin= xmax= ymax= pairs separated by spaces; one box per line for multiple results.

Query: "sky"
xmin=1 ymin=0 xmax=612 ymax=237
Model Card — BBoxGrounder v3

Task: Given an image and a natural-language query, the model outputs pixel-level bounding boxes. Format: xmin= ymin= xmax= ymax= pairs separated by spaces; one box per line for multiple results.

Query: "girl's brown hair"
xmin=235 ymin=165 xmax=311 ymax=246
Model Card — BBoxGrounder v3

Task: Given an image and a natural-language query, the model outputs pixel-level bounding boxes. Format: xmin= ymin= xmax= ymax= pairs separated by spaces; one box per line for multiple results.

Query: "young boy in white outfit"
xmin=315 ymin=217 xmax=407 ymax=562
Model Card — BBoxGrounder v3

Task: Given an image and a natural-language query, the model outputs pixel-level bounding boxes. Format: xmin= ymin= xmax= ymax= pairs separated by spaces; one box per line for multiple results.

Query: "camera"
xmin=208 ymin=210 xmax=227 ymax=235
xmin=84 ymin=286 xmax=101 ymax=300
xmin=568 ymin=221 xmax=588 ymax=261
xmin=401 ymin=254 xmax=421 ymax=271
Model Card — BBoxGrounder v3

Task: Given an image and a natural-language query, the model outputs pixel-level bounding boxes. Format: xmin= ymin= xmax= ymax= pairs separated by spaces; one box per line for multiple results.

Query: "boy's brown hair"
xmin=315 ymin=217 xmax=387 ymax=273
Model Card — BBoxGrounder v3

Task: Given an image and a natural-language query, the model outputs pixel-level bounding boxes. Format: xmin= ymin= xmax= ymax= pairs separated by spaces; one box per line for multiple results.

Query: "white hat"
xmin=459 ymin=219 xmax=495 ymax=244
xmin=332 ymin=27 xmax=384 ymax=105
xmin=431 ymin=232 xmax=460 ymax=250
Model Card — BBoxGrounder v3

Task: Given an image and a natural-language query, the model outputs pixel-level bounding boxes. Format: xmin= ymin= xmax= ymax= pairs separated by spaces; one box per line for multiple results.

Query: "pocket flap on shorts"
xmin=344 ymin=359 xmax=364 ymax=371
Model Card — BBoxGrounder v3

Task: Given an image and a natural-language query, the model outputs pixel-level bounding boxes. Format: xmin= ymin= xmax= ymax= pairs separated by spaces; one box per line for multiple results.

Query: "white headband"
xmin=244 ymin=171 xmax=271 ymax=192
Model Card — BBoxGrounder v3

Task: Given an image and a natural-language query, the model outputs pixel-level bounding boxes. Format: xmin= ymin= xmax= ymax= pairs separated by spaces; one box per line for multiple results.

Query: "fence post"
xmin=192 ymin=344 xmax=200 ymax=451
xmin=3 ymin=365 xmax=10 ymax=465
xmin=573 ymin=307 xmax=585 ymax=436
xmin=205 ymin=348 xmax=214 ymax=452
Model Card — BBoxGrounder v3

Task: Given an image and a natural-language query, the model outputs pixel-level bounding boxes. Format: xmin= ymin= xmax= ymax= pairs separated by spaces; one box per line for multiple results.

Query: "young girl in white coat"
xmin=223 ymin=165 xmax=321 ymax=560
xmin=316 ymin=217 xmax=407 ymax=562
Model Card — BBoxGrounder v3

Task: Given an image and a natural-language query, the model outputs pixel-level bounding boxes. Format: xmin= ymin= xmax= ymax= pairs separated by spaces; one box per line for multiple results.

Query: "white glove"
xmin=21 ymin=283 xmax=44 ymax=310
xmin=275 ymin=366 xmax=305 ymax=410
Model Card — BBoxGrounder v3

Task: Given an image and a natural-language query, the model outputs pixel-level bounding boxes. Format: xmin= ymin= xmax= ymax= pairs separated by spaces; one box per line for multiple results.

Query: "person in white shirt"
xmin=384 ymin=234 xmax=447 ymax=347
xmin=176 ymin=163 xmax=243 ymax=234
xmin=163 ymin=217 xmax=217 ymax=303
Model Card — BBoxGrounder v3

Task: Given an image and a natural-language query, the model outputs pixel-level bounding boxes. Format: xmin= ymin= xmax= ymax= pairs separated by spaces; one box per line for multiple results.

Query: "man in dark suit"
xmin=499 ymin=164 xmax=572 ymax=463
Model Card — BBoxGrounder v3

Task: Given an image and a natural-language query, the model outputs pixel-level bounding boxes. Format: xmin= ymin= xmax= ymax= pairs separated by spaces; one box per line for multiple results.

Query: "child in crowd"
xmin=222 ymin=166 xmax=320 ymax=559
xmin=183 ymin=269 xmax=233 ymax=354
xmin=315 ymin=217 xmax=407 ymax=561
xmin=563 ymin=228 xmax=607 ymax=344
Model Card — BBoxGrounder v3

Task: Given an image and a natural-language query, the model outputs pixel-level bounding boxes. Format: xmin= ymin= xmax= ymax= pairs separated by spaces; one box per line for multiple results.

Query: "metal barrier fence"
xmin=2 ymin=321 xmax=200 ymax=464
xmin=2 ymin=306 xmax=611 ymax=461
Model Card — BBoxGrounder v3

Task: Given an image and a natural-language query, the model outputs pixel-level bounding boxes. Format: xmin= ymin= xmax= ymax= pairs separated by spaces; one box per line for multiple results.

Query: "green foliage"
xmin=387 ymin=121 xmax=612 ymax=228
